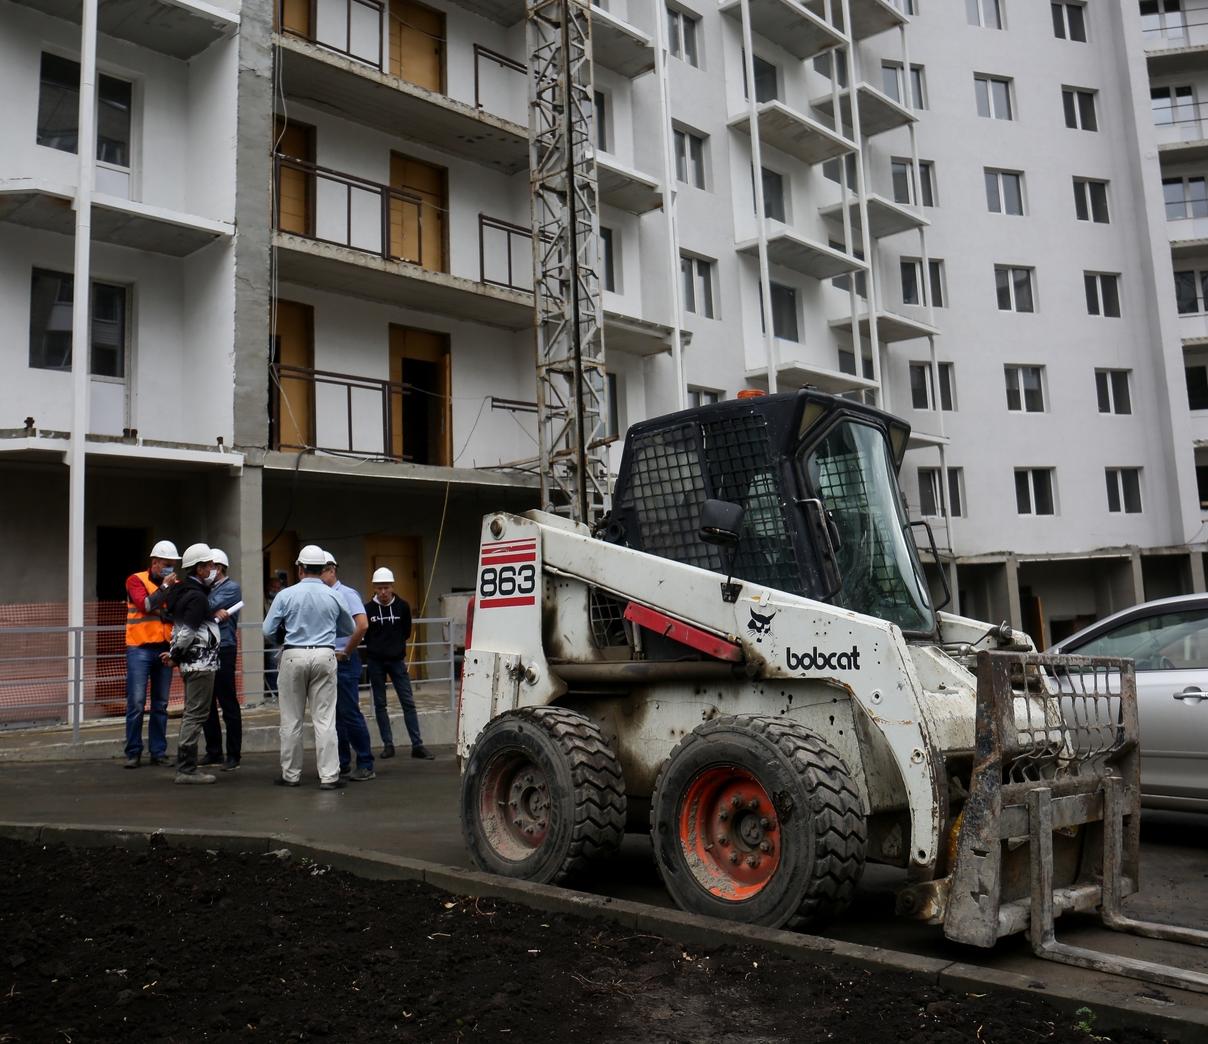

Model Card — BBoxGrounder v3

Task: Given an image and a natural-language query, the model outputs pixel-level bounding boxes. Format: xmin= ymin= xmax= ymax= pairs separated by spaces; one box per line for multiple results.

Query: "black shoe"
xmin=201 ymin=754 xmax=224 ymax=766
xmin=338 ymin=767 xmax=351 ymax=777
xmin=272 ymin=776 xmax=301 ymax=788
xmin=222 ymin=758 xmax=240 ymax=772
xmin=123 ymin=755 xmax=141 ymax=769
xmin=348 ymin=766 xmax=376 ymax=782
xmin=319 ymin=779 xmax=345 ymax=790
xmin=411 ymin=746 xmax=435 ymax=760
xmin=149 ymin=755 xmax=173 ymax=767
xmin=380 ymin=744 xmax=396 ymax=759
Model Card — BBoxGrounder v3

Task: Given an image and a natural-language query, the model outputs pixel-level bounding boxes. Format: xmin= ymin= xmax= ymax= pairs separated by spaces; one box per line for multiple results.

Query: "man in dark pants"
xmin=321 ymin=553 xmax=375 ymax=782
xmin=364 ymin=567 xmax=434 ymax=760
xmin=203 ymin=548 xmax=243 ymax=771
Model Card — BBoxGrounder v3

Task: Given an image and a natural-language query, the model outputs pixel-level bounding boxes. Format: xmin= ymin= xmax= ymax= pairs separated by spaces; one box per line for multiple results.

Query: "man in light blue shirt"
xmin=321 ymin=552 xmax=375 ymax=781
xmin=262 ymin=544 xmax=353 ymax=788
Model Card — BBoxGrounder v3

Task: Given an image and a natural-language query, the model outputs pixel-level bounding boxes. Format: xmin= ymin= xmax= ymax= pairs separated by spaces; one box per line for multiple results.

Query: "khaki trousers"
xmin=277 ymin=647 xmax=339 ymax=784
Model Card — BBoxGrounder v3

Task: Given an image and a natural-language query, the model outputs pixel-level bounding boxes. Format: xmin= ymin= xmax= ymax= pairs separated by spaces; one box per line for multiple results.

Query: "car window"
xmin=1070 ymin=609 xmax=1208 ymax=670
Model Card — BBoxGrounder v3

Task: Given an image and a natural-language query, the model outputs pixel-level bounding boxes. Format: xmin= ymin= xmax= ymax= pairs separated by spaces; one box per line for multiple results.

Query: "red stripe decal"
xmin=623 ymin=603 xmax=744 ymax=663
xmin=479 ymin=596 xmax=537 ymax=608
xmin=480 ymin=554 xmax=536 ymax=565
xmin=483 ymin=540 xmax=537 ymax=552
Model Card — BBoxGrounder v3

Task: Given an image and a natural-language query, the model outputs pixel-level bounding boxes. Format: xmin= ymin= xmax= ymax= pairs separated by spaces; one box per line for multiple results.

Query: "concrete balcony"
xmin=275 ymin=32 xmax=528 ymax=175
xmin=596 ymin=154 xmax=663 ymax=214
xmin=819 ymin=193 xmax=926 ymax=239
xmin=718 ymin=0 xmax=844 ymax=60
xmin=745 ymin=359 xmax=878 ymax=395
xmin=736 ymin=227 xmax=865 ymax=279
xmin=602 ymin=310 xmax=684 ymax=357
xmin=10 ymin=0 xmax=237 ymax=59
xmin=728 ymin=101 xmax=856 ymax=166
xmin=811 ymin=82 xmax=915 ymax=138
xmin=804 ymin=0 xmax=905 ymax=40
xmin=829 ymin=310 xmax=938 ymax=344
xmin=1172 ymin=235 xmax=1208 ymax=262
xmin=0 ymin=178 xmax=232 ymax=256
xmin=1146 ymin=41 xmax=1208 ymax=74
xmin=591 ymin=7 xmax=655 ymax=78
xmin=1180 ymin=313 xmax=1208 ymax=347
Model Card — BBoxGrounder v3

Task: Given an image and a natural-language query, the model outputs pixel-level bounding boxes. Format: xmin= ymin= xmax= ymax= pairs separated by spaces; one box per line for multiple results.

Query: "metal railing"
xmin=279 ymin=0 xmax=384 ymax=69
xmin=0 ymin=613 xmax=456 ymax=741
xmin=479 ymin=213 xmax=533 ymax=291
xmin=274 ymin=154 xmax=430 ymax=266
xmin=1152 ymin=99 xmax=1208 ymax=130
xmin=473 ymin=44 xmax=526 ymax=122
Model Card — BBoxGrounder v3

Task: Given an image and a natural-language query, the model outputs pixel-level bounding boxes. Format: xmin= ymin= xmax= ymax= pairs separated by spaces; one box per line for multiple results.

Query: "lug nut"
xmin=718 ymin=810 xmax=729 ymax=821
xmin=730 ymin=795 xmax=741 ymax=808
xmin=747 ymin=855 xmax=759 ymax=868
xmin=524 ymin=826 xmax=534 ymax=835
xmin=759 ymin=841 xmax=772 ymax=853
xmin=729 ymin=852 xmax=740 ymax=865
xmin=524 ymin=775 xmax=533 ymax=785
xmin=749 ymin=798 xmax=760 ymax=810
xmin=718 ymin=835 xmax=729 ymax=846
xmin=759 ymin=817 xmax=769 ymax=828
xmin=513 ymin=819 xmax=521 ymax=826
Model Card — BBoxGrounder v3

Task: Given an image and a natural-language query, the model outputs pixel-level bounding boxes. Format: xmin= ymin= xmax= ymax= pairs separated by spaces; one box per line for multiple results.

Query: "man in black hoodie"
xmin=364 ymin=568 xmax=434 ymax=760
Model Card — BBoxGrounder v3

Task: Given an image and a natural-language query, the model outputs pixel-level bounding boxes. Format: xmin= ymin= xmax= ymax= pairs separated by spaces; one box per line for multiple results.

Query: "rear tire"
xmin=650 ymin=715 xmax=866 ymax=929
xmin=461 ymin=706 xmax=626 ymax=884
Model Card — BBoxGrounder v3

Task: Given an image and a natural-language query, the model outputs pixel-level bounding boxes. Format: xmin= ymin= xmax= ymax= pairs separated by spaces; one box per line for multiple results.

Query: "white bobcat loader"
xmin=457 ymin=390 xmax=1208 ymax=991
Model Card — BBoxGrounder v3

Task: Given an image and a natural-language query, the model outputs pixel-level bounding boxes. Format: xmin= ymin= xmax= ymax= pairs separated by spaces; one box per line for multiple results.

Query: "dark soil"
xmin=0 ymin=838 xmax=1176 ymax=1043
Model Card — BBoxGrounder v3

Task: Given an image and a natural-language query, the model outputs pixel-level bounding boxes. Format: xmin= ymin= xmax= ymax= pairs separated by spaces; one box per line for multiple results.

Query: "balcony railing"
xmin=473 ymin=44 xmax=526 ymax=124
xmin=479 ymin=214 xmax=533 ymax=291
xmin=1153 ymin=99 xmax=1208 ymax=132
xmin=274 ymin=154 xmax=433 ymax=266
xmin=279 ymin=0 xmax=384 ymax=69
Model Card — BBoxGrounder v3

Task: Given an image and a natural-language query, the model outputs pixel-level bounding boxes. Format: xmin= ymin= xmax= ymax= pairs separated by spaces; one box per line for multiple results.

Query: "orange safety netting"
xmin=0 ymin=602 xmax=250 ymax=725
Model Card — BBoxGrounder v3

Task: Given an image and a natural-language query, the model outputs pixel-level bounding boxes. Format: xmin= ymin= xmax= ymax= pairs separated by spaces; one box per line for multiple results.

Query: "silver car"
xmin=1048 ymin=593 xmax=1208 ymax=812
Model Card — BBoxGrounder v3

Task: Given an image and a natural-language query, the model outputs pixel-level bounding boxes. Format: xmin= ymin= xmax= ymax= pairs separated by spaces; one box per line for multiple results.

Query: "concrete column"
xmin=1190 ymin=550 xmax=1206 ymax=594
xmin=1127 ymin=548 xmax=1145 ymax=607
xmin=1002 ymin=556 xmax=1022 ymax=632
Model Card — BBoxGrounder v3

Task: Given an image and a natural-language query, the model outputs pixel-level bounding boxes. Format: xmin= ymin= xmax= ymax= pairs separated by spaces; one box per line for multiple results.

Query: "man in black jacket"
xmin=364 ymin=568 xmax=434 ymax=760
xmin=163 ymin=543 xmax=222 ymax=785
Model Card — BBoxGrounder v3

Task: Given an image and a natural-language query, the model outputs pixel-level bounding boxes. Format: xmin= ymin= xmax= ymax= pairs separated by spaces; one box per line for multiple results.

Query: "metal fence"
xmin=0 ymin=605 xmax=456 ymax=741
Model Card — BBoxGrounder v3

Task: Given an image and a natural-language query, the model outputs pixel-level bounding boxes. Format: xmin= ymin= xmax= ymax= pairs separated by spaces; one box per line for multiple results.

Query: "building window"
xmin=1005 ymin=365 xmax=1045 ymax=412
xmin=1096 ymin=369 xmax=1132 ymax=414
xmin=974 ymin=75 xmax=1013 ymax=120
xmin=752 ymin=166 xmax=786 ymax=222
xmin=1073 ymin=178 xmax=1110 ymax=222
xmin=830 ymin=240 xmax=867 ymax=297
xmin=744 ymin=54 xmax=778 ymax=103
xmin=29 ymin=267 xmax=127 ymax=377
xmin=673 ymin=128 xmax=707 ymax=189
xmin=681 ymin=254 xmax=715 ymax=318
xmin=760 ymin=282 xmax=799 ymax=342
xmin=688 ymin=386 xmax=721 ymax=408
xmin=891 ymin=158 xmax=936 ymax=206
xmin=995 ymin=265 xmax=1035 ymax=312
xmin=1163 ymin=176 xmax=1208 ymax=220
xmin=985 ymin=169 xmax=1024 ymax=215
xmin=594 ymin=90 xmax=609 ymax=151
xmin=1084 ymin=272 xmax=1121 ymax=317
xmin=600 ymin=226 xmax=616 ymax=293
xmin=909 ymin=361 xmax=955 ymax=411
xmin=606 ymin=371 xmax=620 ymax=438
xmin=1140 ymin=0 xmax=1185 ymax=37
xmin=813 ymin=49 xmax=848 ymax=88
xmin=1175 ymin=270 xmax=1208 ymax=314
xmin=967 ymin=0 xmax=1003 ymax=28
xmin=1186 ymin=357 xmax=1208 ymax=409
xmin=1015 ymin=469 xmax=1056 ymax=515
xmin=1051 ymin=2 xmax=1087 ymax=40
xmin=1062 ymin=87 xmax=1098 ymax=130
xmin=1151 ymin=84 xmax=1193 ymax=126
xmin=823 ymin=152 xmax=857 ymax=187
xmin=919 ymin=467 xmax=964 ymax=517
xmin=667 ymin=5 xmax=700 ymax=67
xmin=901 ymin=258 xmax=945 ymax=307
xmin=1105 ymin=468 xmax=1142 ymax=513
xmin=882 ymin=62 xmax=926 ymax=109
xmin=37 ymin=53 xmax=133 ymax=168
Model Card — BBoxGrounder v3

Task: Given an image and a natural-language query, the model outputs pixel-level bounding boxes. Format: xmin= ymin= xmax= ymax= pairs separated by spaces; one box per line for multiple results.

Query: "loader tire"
xmin=460 ymin=706 xmax=626 ymax=884
xmin=651 ymin=715 xmax=866 ymax=929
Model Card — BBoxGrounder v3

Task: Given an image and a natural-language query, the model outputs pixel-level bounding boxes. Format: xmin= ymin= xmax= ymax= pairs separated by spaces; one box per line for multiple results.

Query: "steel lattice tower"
xmin=527 ymin=0 xmax=608 ymax=527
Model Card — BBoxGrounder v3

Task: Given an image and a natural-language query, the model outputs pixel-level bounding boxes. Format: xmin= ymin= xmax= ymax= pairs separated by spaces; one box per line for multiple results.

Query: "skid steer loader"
xmin=457 ymin=389 xmax=1208 ymax=991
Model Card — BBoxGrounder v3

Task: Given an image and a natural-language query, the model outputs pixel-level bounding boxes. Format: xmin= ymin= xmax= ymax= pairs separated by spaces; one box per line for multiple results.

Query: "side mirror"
xmin=699 ymin=499 xmax=744 ymax=548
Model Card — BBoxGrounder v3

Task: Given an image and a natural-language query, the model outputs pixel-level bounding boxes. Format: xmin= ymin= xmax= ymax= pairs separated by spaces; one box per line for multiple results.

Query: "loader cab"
xmin=605 ymin=390 xmax=936 ymax=637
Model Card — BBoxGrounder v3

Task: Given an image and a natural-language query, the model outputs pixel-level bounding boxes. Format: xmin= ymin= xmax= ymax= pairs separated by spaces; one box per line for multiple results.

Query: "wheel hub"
xmin=678 ymin=767 xmax=781 ymax=901
xmin=479 ymin=752 xmax=551 ymax=860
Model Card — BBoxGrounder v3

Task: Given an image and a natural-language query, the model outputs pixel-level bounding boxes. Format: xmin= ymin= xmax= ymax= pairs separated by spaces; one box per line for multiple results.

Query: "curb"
xmin=1 ymin=821 xmax=1205 ymax=1041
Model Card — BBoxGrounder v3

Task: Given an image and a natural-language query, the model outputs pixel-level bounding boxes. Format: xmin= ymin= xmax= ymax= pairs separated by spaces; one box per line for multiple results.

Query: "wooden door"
xmin=389 ymin=324 xmax=451 ymax=465
xmin=275 ymin=118 xmax=315 ymax=237
xmin=389 ymin=0 xmax=445 ymax=90
xmin=264 ymin=529 xmax=301 ymax=588
xmin=389 ymin=152 xmax=447 ymax=271
xmin=278 ymin=0 xmax=311 ymax=36
xmin=364 ymin=533 xmax=425 ymax=676
xmin=271 ymin=300 xmax=315 ymax=450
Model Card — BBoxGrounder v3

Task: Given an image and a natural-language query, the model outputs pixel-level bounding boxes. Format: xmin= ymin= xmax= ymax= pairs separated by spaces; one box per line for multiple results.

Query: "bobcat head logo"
xmin=747 ymin=608 xmax=777 ymax=644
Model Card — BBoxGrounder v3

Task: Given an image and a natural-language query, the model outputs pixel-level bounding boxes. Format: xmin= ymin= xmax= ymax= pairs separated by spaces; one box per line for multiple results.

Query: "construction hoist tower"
xmin=527 ymin=0 xmax=608 ymax=527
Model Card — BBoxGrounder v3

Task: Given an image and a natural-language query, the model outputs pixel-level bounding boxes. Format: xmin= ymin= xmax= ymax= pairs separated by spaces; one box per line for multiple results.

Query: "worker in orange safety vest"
xmin=123 ymin=540 xmax=181 ymax=769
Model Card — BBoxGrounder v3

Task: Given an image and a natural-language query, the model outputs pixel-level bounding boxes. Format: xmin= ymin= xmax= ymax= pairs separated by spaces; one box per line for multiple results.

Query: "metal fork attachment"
xmin=945 ymin=651 xmax=1208 ymax=993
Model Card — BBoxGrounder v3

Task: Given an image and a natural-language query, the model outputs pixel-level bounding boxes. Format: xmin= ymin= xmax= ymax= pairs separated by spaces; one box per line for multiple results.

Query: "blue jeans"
xmin=367 ymin=657 xmax=423 ymax=748
xmin=125 ymin=645 xmax=172 ymax=759
xmin=335 ymin=652 xmax=374 ymax=772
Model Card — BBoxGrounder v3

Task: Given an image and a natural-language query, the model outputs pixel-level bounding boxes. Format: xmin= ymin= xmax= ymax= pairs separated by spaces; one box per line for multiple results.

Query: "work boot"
xmin=149 ymin=755 xmax=173 ymax=767
xmin=123 ymin=755 xmax=141 ymax=769
xmin=348 ymin=766 xmax=376 ymax=782
xmin=273 ymin=776 xmax=300 ymax=788
xmin=201 ymin=753 xmax=224 ymax=766
xmin=411 ymin=745 xmax=436 ymax=760
xmin=222 ymin=758 xmax=240 ymax=772
xmin=319 ymin=779 xmax=345 ymax=790
xmin=380 ymin=744 xmax=396 ymax=759
xmin=174 ymin=771 xmax=217 ymax=785
xmin=339 ymin=766 xmax=351 ymax=778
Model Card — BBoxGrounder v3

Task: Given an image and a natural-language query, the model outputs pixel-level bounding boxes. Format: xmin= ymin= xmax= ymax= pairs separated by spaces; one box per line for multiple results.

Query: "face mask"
xmin=206 ymin=568 xmax=219 ymax=585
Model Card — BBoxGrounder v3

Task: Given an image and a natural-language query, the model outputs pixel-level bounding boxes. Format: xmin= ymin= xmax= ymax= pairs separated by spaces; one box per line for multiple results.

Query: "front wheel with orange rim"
xmin=651 ymin=715 xmax=867 ymax=929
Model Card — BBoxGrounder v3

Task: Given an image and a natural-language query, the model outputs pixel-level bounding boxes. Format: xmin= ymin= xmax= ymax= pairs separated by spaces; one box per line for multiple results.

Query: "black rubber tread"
xmin=469 ymin=706 xmax=626 ymax=883
xmin=651 ymin=714 xmax=866 ymax=928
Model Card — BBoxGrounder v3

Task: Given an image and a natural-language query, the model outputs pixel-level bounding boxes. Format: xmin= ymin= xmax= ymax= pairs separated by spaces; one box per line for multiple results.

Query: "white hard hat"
xmin=323 ymin=551 xmax=337 ymax=567
xmin=150 ymin=540 xmax=180 ymax=560
xmin=296 ymin=544 xmax=327 ymax=566
xmin=211 ymin=548 xmax=229 ymax=568
xmin=372 ymin=567 xmax=394 ymax=584
xmin=181 ymin=542 xmax=214 ymax=570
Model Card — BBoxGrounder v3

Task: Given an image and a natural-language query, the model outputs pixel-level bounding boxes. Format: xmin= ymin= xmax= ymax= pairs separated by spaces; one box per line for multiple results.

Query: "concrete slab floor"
xmin=1 ymin=754 xmax=1207 ymax=1020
